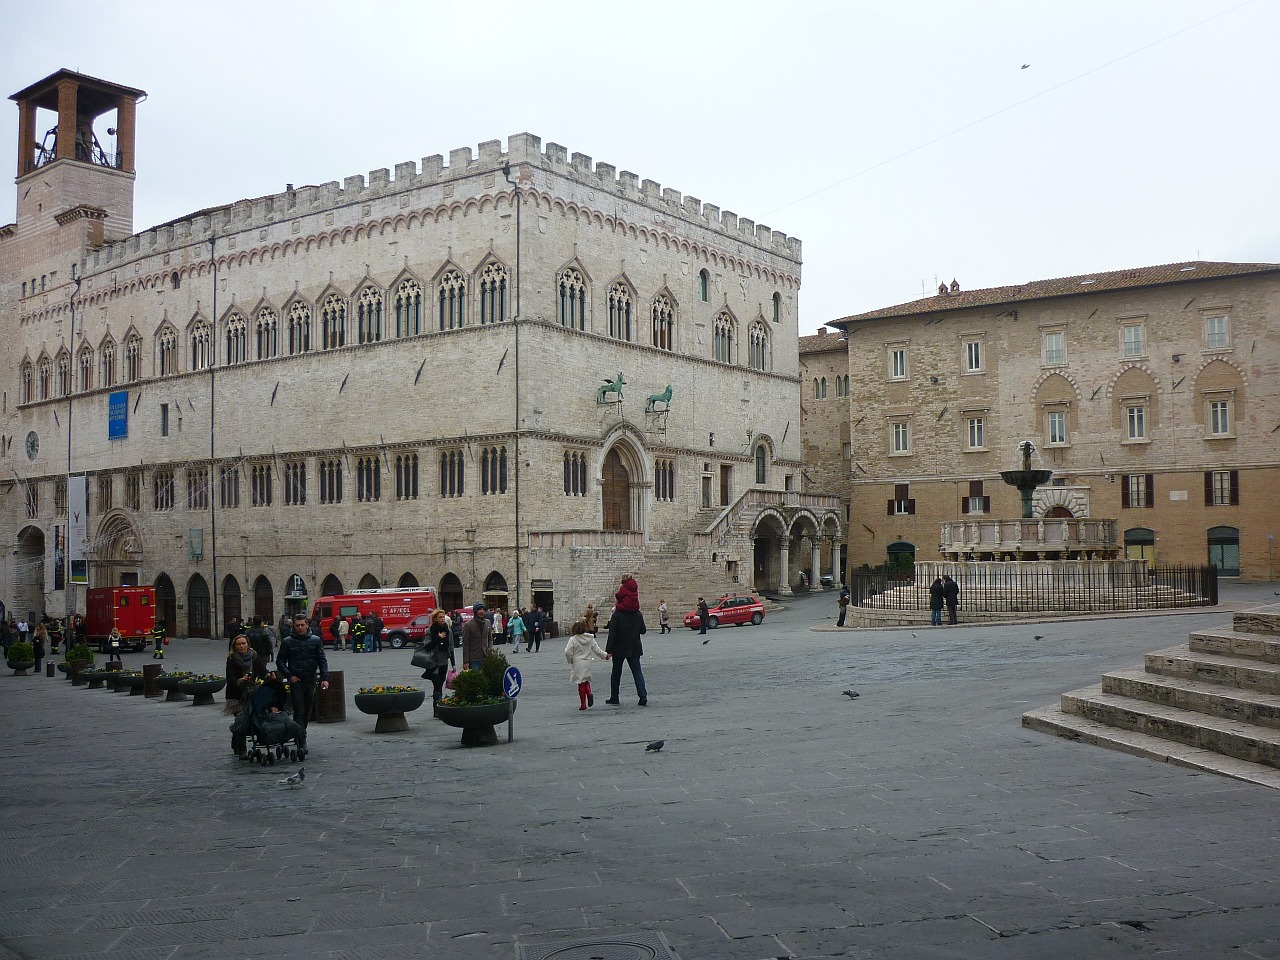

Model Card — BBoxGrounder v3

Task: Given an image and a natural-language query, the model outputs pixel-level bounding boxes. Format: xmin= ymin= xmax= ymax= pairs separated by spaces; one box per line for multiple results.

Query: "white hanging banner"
xmin=68 ymin=475 xmax=89 ymax=584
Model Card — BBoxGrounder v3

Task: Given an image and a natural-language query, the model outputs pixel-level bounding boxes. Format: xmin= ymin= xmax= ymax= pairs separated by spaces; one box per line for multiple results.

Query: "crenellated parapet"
xmin=86 ymin=133 xmax=801 ymax=274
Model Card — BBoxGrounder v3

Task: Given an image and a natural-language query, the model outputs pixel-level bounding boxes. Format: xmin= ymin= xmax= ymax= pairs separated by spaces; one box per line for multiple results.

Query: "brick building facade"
xmin=828 ymin=264 xmax=1280 ymax=581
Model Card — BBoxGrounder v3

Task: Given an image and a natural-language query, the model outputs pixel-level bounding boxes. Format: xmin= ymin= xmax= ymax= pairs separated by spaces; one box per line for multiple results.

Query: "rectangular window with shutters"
xmin=1205 ymin=469 xmax=1239 ymax=506
xmin=887 ymin=483 xmax=915 ymax=516
xmin=961 ymin=479 xmax=990 ymax=515
xmin=1121 ymin=473 xmax=1154 ymax=508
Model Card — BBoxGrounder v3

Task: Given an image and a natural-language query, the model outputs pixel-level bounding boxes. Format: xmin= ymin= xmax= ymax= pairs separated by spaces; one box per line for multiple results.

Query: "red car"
xmin=683 ymin=595 xmax=766 ymax=630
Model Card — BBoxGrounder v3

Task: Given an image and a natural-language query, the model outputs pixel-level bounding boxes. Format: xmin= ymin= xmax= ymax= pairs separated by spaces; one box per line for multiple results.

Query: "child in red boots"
xmin=564 ymin=619 xmax=610 ymax=711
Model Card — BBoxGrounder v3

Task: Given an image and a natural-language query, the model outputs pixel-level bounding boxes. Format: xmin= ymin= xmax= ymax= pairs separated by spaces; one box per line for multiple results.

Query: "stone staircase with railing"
xmin=629 ymin=507 xmax=748 ymax=618
xmin=1023 ymin=610 xmax=1280 ymax=789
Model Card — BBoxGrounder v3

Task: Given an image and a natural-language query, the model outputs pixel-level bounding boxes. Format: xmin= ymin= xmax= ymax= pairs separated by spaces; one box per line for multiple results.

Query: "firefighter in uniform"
xmin=151 ymin=619 xmax=168 ymax=659
xmin=350 ymin=617 xmax=367 ymax=653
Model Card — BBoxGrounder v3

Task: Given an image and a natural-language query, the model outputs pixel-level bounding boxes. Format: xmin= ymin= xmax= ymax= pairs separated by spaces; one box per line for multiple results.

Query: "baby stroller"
xmin=232 ymin=677 xmax=306 ymax=765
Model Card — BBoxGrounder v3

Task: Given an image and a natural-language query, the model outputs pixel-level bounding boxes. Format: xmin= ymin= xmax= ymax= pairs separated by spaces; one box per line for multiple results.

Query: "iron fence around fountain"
xmin=850 ymin=563 xmax=1218 ymax=613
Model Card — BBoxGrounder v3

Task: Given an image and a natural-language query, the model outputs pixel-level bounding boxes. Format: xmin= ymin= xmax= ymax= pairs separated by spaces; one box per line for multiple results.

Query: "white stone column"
xmin=828 ymin=537 xmax=840 ymax=586
xmin=779 ymin=539 xmax=792 ymax=596
xmin=809 ymin=538 xmax=820 ymax=591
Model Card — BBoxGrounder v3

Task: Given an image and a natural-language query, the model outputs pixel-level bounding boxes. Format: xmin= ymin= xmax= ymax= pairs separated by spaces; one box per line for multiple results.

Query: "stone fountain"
xmin=1000 ymin=440 xmax=1054 ymax=520
xmin=846 ymin=442 xmax=1212 ymax=624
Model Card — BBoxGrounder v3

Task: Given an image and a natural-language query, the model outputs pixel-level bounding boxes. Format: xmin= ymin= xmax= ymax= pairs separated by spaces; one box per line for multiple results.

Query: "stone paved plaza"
xmin=3 ymin=585 xmax=1280 ymax=960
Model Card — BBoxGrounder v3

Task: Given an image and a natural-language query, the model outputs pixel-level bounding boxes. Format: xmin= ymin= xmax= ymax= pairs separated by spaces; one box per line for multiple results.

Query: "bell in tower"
xmin=9 ymin=69 xmax=146 ymax=243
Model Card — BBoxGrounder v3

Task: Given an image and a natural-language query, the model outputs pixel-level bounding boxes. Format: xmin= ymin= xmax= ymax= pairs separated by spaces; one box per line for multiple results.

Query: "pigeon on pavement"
xmin=646 ymin=740 xmax=665 ymax=752
xmin=701 ymin=638 xmax=711 ymax=644
xmin=1033 ymin=635 xmax=1044 ymax=641
xmin=280 ymin=767 xmax=305 ymax=787
xmin=842 ymin=690 xmax=860 ymax=699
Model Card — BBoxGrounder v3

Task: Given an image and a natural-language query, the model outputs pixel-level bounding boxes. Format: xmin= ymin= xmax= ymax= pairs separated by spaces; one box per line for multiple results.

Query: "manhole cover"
xmin=518 ymin=932 xmax=677 ymax=960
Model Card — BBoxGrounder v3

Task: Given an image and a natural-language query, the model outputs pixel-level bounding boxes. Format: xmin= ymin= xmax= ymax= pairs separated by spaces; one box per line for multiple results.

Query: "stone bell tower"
xmin=9 ymin=69 xmax=146 ymax=247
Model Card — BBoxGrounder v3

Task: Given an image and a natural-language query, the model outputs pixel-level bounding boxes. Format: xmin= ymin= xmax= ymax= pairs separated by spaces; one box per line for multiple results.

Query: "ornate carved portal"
xmin=601 ymin=448 xmax=632 ymax=532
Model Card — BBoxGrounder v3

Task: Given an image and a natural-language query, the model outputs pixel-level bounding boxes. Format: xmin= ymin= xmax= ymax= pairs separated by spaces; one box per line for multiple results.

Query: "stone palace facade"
xmin=1 ymin=69 xmax=842 ymax=634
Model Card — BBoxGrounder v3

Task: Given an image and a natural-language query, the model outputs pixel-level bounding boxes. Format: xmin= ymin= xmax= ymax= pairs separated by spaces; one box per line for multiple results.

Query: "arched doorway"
xmin=601 ymin=448 xmax=632 ymax=531
xmin=1045 ymin=505 xmax=1074 ymax=519
xmin=886 ymin=541 xmax=916 ymax=574
xmin=751 ymin=512 xmax=787 ymax=595
xmin=187 ymin=574 xmax=211 ymax=638
xmin=398 ymin=572 xmax=419 ymax=588
xmin=253 ymin=575 xmax=274 ymax=622
xmin=1208 ymin=526 xmax=1240 ymax=576
xmin=484 ymin=571 xmax=508 ymax=614
xmin=284 ymin=573 xmax=308 ymax=618
xmin=222 ymin=575 xmax=242 ymax=631
xmin=321 ymin=574 xmax=344 ymax=597
xmin=1124 ymin=527 xmax=1155 ymax=562
xmin=91 ymin=511 xmax=142 ymax=588
xmin=14 ymin=526 xmax=45 ymax=621
xmin=358 ymin=573 xmax=380 ymax=590
xmin=155 ymin=573 xmax=177 ymax=632
xmin=439 ymin=572 xmax=464 ymax=612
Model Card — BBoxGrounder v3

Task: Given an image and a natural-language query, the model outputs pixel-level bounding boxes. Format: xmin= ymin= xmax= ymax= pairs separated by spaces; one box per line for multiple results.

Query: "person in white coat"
xmin=564 ymin=619 xmax=610 ymax=711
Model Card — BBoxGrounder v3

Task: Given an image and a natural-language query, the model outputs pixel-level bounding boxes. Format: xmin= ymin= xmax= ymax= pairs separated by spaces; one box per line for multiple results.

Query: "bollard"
xmin=315 ymin=670 xmax=346 ymax=722
xmin=143 ymin=663 xmax=163 ymax=698
xmin=46 ymin=662 xmax=55 ymax=677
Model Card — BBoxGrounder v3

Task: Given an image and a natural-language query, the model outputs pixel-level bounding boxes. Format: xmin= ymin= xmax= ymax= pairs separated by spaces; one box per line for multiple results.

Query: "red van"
xmin=310 ymin=588 xmax=439 ymax=649
xmin=85 ymin=586 xmax=157 ymax=653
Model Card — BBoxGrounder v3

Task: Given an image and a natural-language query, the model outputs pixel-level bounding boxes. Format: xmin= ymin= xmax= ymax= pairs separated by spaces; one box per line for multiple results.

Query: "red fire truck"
xmin=85 ymin=585 xmax=157 ymax=653
xmin=310 ymin=587 xmax=439 ymax=649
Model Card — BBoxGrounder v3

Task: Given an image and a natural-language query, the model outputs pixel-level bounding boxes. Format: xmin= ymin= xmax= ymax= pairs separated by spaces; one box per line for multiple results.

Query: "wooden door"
xmin=602 ymin=449 xmax=632 ymax=531
xmin=720 ymin=464 xmax=732 ymax=506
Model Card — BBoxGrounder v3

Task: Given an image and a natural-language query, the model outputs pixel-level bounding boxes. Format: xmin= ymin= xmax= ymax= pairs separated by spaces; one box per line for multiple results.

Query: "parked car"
xmin=683 ymin=595 xmax=766 ymax=630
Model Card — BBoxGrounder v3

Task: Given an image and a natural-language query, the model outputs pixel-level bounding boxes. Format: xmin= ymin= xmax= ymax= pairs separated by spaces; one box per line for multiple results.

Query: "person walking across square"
xmin=276 ymin=615 xmax=330 ymax=750
xmin=605 ymin=574 xmax=648 ymax=706
xmin=565 ymin=619 xmax=609 ymax=710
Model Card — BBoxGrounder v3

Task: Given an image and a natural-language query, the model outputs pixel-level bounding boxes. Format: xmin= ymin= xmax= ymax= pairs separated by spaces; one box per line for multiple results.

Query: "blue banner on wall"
xmin=108 ymin=391 xmax=128 ymax=440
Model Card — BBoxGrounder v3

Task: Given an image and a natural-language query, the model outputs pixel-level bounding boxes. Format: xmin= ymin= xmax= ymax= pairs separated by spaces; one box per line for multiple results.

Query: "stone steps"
xmin=1021 ymin=704 xmax=1280 ymax=789
xmin=1145 ymin=644 xmax=1280 ymax=693
xmin=1101 ymin=667 xmax=1280 ymax=730
xmin=1023 ymin=606 xmax=1280 ymax=787
xmin=1190 ymin=627 xmax=1280 ymax=663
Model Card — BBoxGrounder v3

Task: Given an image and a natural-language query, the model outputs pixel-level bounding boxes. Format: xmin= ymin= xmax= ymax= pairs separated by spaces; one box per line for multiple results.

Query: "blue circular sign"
xmin=503 ymin=666 xmax=522 ymax=699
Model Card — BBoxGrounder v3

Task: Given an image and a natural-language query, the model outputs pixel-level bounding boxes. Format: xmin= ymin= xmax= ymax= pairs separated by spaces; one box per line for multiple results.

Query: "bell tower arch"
xmin=10 ymin=69 xmax=146 ymax=242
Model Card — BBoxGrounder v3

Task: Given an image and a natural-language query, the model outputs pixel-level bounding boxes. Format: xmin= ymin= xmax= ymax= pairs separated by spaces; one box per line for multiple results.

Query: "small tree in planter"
xmin=438 ymin=649 xmax=513 ymax=746
xmin=7 ymin=641 xmax=35 ymax=674
xmin=66 ymin=643 xmax=96 ymax=667
xmin=63 ymin=642 xmax=96 ymax=683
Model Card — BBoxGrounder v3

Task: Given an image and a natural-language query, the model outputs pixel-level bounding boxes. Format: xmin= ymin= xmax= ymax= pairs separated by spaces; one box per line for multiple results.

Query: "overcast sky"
xmin=2 ymin=0 xmax=1276 ymax=333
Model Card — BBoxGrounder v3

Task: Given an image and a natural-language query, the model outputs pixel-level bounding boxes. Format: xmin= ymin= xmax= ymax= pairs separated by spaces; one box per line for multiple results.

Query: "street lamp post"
xmin=65 ymin=264 xmax=82 ymax=620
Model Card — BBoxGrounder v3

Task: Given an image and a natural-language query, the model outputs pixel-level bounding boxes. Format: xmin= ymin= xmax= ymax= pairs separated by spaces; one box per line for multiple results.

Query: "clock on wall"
xmin=25 ymin=431 xmax=38 ymax=460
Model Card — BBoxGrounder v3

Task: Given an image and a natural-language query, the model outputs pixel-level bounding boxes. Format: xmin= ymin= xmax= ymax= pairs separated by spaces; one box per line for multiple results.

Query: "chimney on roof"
xmin=949 ymin=279 xmax=960 ymax=294
xmin=937 ymin=282 xmax=948 ymax=296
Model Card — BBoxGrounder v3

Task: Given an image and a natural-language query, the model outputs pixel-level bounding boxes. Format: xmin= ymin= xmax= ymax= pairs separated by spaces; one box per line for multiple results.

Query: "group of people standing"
xmin=326 ymin=612 xmax=386 ymax=652
xmin=225 ymin=613 xmax=330 ymax=756
xmin=928 ymin=575 xmax=961 ymax=626
xmin=1 ymin=613 xmax=82 ymax=669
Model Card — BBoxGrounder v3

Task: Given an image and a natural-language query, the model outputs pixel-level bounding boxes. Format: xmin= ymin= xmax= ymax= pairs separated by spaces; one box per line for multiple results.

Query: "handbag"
xmin=410 ymin=645 xmax=433 ymax=669
xmin=444 ymin=666 xmax=459 ymax=690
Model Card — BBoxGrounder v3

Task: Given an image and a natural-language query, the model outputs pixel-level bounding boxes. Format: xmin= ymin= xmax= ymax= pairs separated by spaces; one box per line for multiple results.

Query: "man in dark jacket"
xmin=276 ymin=615 xmax=330 ymax=747
xmin=246 ymin=617 xmax=273 ymax=660
xmin=367 ymin=613 xmax=385 ymax=653
xmin=942 ymin=575 xmax=960 ymax=625
xmin=605 ymin=575 xmax=648 ymax=706
xmin=696 ymin=597 xmax=710 ymax=636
